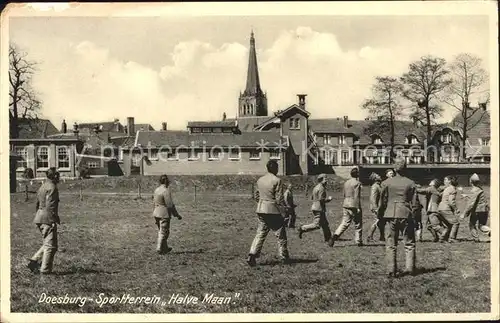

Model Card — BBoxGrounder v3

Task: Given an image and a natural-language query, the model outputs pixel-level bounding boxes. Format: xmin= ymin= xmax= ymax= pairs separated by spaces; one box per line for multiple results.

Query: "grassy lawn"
xmin=10 ymin=186 xmax=491 ymax=313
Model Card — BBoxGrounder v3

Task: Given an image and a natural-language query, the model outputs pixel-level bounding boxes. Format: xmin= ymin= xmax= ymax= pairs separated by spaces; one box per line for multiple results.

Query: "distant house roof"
xmin=254 ymin=104 xmax=310 ymax=131
xmin=78 ymin=121 xmax=123 ymax=132
xmin=187 ymin=120 xmax=237 ymax=128
xmin=110 ymin=136 xmax=135 ymax=147
xmin=16 ymin=118 xmax=59 ymax=139
xmin=226 ymin=116 xmax=270 ymax=132
xmin=135 ymin=124 xmax=155 ymax=131
xmin=451 ymin=109 xmax=490 ymax=157
xmin=131 ymin=130 xmax=286 ymax=149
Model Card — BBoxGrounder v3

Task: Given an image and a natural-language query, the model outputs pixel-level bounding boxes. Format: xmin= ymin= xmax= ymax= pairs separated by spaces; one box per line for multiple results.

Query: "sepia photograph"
xmin=1 ymin=1 xmax=498 ymax=322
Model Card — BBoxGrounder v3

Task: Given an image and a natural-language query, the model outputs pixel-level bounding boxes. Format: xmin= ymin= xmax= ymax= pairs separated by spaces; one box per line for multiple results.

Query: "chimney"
xmin=343 ymin=116 xmax=348 ymax=128
xmin=222 ymin=112 xmax=227 ymax=121
xmin=127 ymin=117 xmax=135 ymax=136
xmin=479 ymin=102 xmax=487 ymax=111
xmin=162 ymin=122 xmax=167 ymax=131
xmin=73 ymin=122 xmax=79 ymax=135
xmin=297 ymin=94 xmax=307 ymax=110
xmin=61 ymin=119 xmax=67 ymax=133
xmin=113 ymin=118 xmax=120 ymax=132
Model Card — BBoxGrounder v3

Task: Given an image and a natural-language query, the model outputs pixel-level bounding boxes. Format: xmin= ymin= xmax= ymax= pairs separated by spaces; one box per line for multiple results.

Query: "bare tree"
xmin=443 ymin=53 xmax=489 ymax=160
xmin=362 ymin=76 xmax=405 ymax=162
xmin=401 ymin=55 xmax=451 ymax=162
xmin=9 ymin=43 xmax=42 ymax=139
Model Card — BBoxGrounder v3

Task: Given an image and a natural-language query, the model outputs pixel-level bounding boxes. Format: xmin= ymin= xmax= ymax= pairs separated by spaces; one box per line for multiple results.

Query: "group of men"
xmin=247 ymin=158 xmax=490 ymax=278
xmin=26 ymin=159 xmax=490 ymax=278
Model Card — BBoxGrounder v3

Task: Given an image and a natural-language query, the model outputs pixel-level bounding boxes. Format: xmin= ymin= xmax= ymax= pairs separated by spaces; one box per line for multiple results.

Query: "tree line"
xmin=362 ymin=53 xmax=489 ymax=162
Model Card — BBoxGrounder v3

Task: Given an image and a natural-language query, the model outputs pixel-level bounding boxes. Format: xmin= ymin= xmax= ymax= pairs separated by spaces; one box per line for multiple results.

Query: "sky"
xmin=8 ymin=12 xmax=491 ymax=131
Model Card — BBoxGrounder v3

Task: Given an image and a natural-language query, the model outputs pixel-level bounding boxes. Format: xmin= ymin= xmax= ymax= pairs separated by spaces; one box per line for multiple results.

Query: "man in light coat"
xmin=27 ymin=167 xmax=61 ymax=274
xmin=153 ymin=175 xmax=182 ymax=254
xmin=247 ymin=160 xmax=290 ymax=266
xmin=416 ymin=179 xmax=445 ymax=242
xmin=297 ymin=174 xmax=333 ymax=244
xmin=379 ymin=158 xmax=417 ymax=278
xmin=460 ymin=173 xmax=490 ymax=242
xmin=367 ymin=172 xmax=385 ymax=243
xmin=438 ymin=176 xmax=460 ymax=243
xmin=330 ymin=167 xmax=363 ymax=246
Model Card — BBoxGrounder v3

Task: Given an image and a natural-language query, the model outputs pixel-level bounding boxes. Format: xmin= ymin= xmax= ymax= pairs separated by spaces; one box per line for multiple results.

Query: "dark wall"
xmin=359 ymin=166 xmax=491 ymax=186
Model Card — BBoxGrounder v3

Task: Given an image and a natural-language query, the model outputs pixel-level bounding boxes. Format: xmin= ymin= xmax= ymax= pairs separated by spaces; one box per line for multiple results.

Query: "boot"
xmin=427 ymin=226 xmax=439 ymax=242
xmin=246 ymin=254 xmax=256 ymax=267
xmin=448 ymin=224 xmax=460 ymax=242
xmin=328 ymin=234 xmax=339 ymax=247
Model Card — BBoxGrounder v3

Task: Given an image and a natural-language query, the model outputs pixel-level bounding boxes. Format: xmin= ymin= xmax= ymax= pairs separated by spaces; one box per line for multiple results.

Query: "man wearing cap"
xmin=367 ymin=172 xmax=385 ymax=243
xmin=460 ymin=173 xmax=490 ymax=242
xmin=330 ymin=167 xmax=363 ymax=247
xmin=27 ymin=167 xmax=61 ymax=275
xmin=379 ymin=158 xmax=417 ymax=277
xmin=386 ymin=169 xmax=395 ymax=179
xmin=247 ymin=160 xmax=290 ymax=267
xmin=297 ymin=174 xmax=333 ymax=244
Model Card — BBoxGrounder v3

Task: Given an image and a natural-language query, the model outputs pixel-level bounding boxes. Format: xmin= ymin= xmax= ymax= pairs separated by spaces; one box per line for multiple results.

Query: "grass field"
xmin=10 ymin=186 xmax=491 ymax=313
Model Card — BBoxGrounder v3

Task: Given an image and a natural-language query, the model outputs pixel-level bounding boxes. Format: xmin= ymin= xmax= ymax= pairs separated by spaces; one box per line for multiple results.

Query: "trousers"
xmin=385 ymin=218 xmax=416 ymax=274
xmin=284 ymin=208 xmax=297 ymax=228
xmin=367 ymin=211 xmax=385 ymax=241
xmin=155 ymin=217 xmax=171 ymax=252
xmin=334 ymin=208 xmax=362 ymax=243
xmin=469 ymin=212 xmax=491 ymax=239
xmin=427 ymin=212 xmax=448 ymax=241
xmin=31 ymin=224 xmax=58 ymax=274
xmin=249 ymin=213 xmax=289 ymax=260
xmin=439 ymin=210 xmax=460 ymax=240
xmin=301 ymin=211 xmax=332 ymax=241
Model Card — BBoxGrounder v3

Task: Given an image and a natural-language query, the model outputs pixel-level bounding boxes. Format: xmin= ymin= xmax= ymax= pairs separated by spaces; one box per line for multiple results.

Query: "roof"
xmin=135 ymin=124 xmax=155 ymax=131
xmin=187 ymin=120 xmax=237 ymax=128
xmin=243 ymin=31 xmax=264 ymax=97
xmin=110 ymin=136 xmax=135 ymax=146
xmin=254 ymin=104 xmax=310 ymax=131
xmin=16 ymin=118 xmax=59 ymax=139
xmin=226 ymin=116 xmax=270 ymax=132
xmin=132 ymin=130 xmax=286 ymax=149
xmin=450 ymin=109 xmax=490 ymax=157
xmin=78 ymin=121 xmax=123 ymax=132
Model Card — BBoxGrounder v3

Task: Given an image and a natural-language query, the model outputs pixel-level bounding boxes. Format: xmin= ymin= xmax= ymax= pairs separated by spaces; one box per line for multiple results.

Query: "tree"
xmin=400 ymin=55 xmax=451 ymax=162
xmin=362 ymin=76 xmax=404 ymax=162
xmin=443 ymin=53 xmax=489 ymax=160
xmin=9 ymin=43 xmax=42 ymax=139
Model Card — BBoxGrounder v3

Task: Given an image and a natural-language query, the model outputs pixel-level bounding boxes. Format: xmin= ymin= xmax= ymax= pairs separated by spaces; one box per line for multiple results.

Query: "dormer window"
xmin=406 ymin=135 xmax=419 ymax=144
xmin=481 ymin=138 xmax=490 ymax=146
xmin=371 ymin=135 xmax=383 ymax=145
xmin=441 ymin=133 xmax=452 ymax=144
xmin=289 ymin=117 xmax=300 ymax=130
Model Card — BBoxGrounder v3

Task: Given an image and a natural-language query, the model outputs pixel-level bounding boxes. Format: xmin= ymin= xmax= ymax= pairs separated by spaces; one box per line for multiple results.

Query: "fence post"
xmin=24 ymin=183 xmax=29 ymax=202
xmin=194 ymin=185 xmax=197 ymax=204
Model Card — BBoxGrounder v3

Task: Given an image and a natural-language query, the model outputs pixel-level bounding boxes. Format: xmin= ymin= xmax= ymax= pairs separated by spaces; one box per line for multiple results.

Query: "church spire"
xmin=244 ymin=30 xmax=262 ymax=96
xmin=238 ymin=30 xmax=268 ymax=117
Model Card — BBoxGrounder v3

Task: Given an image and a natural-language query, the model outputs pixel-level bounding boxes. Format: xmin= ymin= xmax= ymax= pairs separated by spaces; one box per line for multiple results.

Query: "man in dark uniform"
xmin=380 ymin=158 xmax=417 ymax=278
xmin=27 ymin=167 xmax=61 ymax=274
xmin=247 ymin=160 xmax=290 ymax=267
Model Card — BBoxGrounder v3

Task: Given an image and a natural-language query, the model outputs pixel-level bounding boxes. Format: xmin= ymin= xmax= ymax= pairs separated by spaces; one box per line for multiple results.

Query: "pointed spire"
xmin=244 ymin=30 xmax=262 ymax=96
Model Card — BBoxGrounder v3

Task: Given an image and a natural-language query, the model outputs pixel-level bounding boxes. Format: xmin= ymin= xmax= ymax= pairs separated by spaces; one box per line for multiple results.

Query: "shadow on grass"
xmin=397 ymin=266 xmax=447 ymax=278
xmin=172 ymin=249 xmax=205 ymax=254
xmin=54 ymin=266 xmax=118 ymax=276
xmin=260 ymin=258 xmax=319 ymax=266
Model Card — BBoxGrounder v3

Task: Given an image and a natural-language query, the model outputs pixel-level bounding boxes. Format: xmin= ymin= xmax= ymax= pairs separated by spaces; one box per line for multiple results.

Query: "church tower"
xmin=238 ymin=30 xmax=268 ymax=117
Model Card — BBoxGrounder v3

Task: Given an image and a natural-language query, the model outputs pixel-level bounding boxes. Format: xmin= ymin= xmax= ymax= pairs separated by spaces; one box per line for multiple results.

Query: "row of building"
xmin=9 ymin=32 xmax=491 ymax=181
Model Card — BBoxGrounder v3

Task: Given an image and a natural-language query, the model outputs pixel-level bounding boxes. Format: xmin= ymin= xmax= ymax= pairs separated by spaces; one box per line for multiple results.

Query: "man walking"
xmin=297 ymin=174 xmax=333 ymax=244
xmin=247 ymin=160 xmax=290 ymax=267
xmin=27 ymin=167 xmax=61 ymax=275
xmin=461 ymin=173 xmax=490 ymax=242
xmin=367 ymin=172 xmax=385 ymax=243
xmin=438 ymin=176 xmax=460 ymax=243
xmin=416 ymin=179 xmax=446 ymax=242
xmin=379 ymin=158 xmax=417 ymax=278
xmin=330 ymin=167 xmax=363 ymax=247
xmin=284 ymin=183 xmax=297 ymax=228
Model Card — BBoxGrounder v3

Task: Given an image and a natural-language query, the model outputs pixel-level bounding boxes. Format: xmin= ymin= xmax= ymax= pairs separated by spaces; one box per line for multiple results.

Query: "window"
xmin=372 ymin=136 xmax=383 ymax=144
xmin=213 ymin=127 xmax=222 ymax=133
xmin=191 ymin=127 xmax=201 ymax=133
xmin=202 ymin=127 xmax=211 ymax=133
xmin=249 ymin=150 xmax=261 ymax=160
xmin=324 ymin=134 xmax=333 ymax=145
xmin=341 ymin=151 xmax=349 ymax=164
xmin=322 ymin=149 xmax=336 ymax=165
xmin=406 ymin=135 xmax=419 ymax=144
xmin=441 ymin=133 xmax=452 ymax=144
xmin=289 ymin=118 xmax=300 ymax=130
xmin=208 ymin=149 xmax=221 ymax=160
xmin=270 ymin=149 xmax=280 ymax=159
xmin=57 ymin=146 xmax=70 ymax=169
xmin=229 ymin=149 xmax=240 ymax=160
xmin=188 ymin=150 xmax=199 ymax=160
xmin=223 ymin=127 xmax=233 ymax=133
xmin=132 ymin=153 xmax=142 ymax=166
xmin=481 ymin=138 xmax=490 ymax=146
xmin=16 ymin=147 xmax=27 ymax=169
xmin=166 ymin=151 xmax=178 ymax=160
xmin=149 ymin=150 xmax=159 ymax=160
xmin=37 ymin=146 xmax=49 ymax=169
xmin=88 ymin=161 xmax=100 ymax=169
xmin=339 ymin=135 xmax=346 ymax=145
xmin=119 ymin=150 xmax=124 ymax=161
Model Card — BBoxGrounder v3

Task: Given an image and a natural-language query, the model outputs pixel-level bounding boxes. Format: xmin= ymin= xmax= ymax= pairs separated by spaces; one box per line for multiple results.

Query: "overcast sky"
xmin=9 ymin=12 xmax=491 ymax=130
